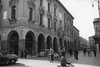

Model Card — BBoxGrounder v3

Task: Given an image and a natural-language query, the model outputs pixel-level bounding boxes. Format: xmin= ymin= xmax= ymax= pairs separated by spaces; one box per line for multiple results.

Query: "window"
xmin=29 ymin=8 xmax=33 ymax=20
xmin=54 ymin=22 xmax=56 ymax=31
xmin=48 ymin=3 xmax=50 ymax=12
xmin=11 ymin=5 xmax=16 ymax=19
xmin=40 ymin=14 xmax=43 ymax=25
xmin=48 ymin=18 xmax=50 ymax=29
xmin=54 ymin=6 xmax=56 ymax=17
xmin=40 ymin=0 xmax=43 ymax=6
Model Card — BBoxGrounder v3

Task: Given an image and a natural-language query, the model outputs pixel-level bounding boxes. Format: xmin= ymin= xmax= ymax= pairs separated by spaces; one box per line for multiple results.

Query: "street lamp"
xmin=92 ymin=0 xmax=100 ymax=18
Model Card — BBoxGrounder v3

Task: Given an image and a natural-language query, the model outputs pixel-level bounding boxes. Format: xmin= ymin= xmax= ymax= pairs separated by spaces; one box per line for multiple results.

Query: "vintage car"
xmin=0 ymin=53 xmax=18 ymax=65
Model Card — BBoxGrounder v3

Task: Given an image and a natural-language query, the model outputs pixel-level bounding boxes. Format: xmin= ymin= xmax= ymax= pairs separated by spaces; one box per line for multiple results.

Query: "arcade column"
xmin=18 ymin=36 xmax=25 ymax=57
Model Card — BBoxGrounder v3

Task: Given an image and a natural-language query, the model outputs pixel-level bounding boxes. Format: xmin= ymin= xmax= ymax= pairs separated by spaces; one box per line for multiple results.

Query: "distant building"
xmin=88 ymin=36 xmax=95 ymax=47
xmin=79 ymin=37 xmax=88 ymax=49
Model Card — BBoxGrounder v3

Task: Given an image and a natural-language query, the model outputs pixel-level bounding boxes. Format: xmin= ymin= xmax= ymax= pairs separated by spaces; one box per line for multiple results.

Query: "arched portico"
xmin=53 ymin=37 xmax=58 ymax=53
xmin=46 ymin=36 xmax=52 ymax=49
xmin=7 ymin=30 xmax=19 ymax=55
xmin=59 ymin=38 xmax=63 ymax=50
xmin=25 ymin=31 xmax=36 ymax=56
xmin=38 ymin=34 xmax=45 ymax=53
xmin=64 ymin=40 xmax=67 ymax=51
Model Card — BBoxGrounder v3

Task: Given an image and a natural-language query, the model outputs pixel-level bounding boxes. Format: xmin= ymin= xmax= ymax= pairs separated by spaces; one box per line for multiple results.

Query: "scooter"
xmin=57 ymin=62 xmax=74 ymax=67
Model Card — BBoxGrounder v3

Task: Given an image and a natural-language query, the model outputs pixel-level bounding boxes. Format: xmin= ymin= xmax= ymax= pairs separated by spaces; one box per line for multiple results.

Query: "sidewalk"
xmin=73 ymin=51 xmax=100 ymax=67
xmin=18 ymin=51 xmax=100 ymax=67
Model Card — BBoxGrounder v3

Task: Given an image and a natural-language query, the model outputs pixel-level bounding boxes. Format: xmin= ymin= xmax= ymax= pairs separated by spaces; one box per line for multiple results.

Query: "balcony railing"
xmin=47 ymin=12 xmax=52 ymax=18
xmin=39 ymin=6 xmax=45 ymax=15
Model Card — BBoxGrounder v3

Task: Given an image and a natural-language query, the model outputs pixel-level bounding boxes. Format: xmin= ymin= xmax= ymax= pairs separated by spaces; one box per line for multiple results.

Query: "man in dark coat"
xmin=74 ymin=49 xmax=78 ymax=60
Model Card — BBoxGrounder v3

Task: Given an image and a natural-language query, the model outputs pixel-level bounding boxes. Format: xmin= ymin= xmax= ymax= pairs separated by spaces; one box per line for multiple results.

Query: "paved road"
xmin=1 ymin=51 xmax=100 ymax=67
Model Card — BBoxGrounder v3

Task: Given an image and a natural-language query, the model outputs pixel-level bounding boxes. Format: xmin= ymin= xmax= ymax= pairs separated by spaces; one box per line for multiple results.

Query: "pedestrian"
xmin=49 ymin=48 xmax=54 ymax=62
xmin=50 ymin=53 xmax=54 ymax=62
xmin=21 ymin=50 xmax=24 ymax=58
xmin=62 ymin=49 xmax=66 ymax=56
xmin=83 ymin=48 xmax=87 ymax=56
xmin=69 ymin=49 xmax=73 ymax=56
xmin=74 ymin=49 xmax=78 ymax=60
xmin=93 ymin=47 xmax=96 ymax=57
xmin=24 ymin=49 xmax=27 ymax=58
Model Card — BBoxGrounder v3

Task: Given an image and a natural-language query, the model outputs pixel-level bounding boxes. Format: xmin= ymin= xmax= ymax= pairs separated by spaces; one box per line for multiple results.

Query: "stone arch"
xmin=53 ymin=37 xmax=58 ymax=53
xmin=46 ymin=36 xmax=52 ymax=49
xmin=64 ymin=40 xmax=67 ymax=51
xmin=67 ymin=41 xmax=70 ymax=50
xmin=25 ymin=31 xmax=36 ymax=56
xmin=38 ymin=34 xmax=45 ymax=53
xmin=7 ymin=30 xmax=19 ymax=55
xmin=59 ymin=38 xmax=63 ymax=50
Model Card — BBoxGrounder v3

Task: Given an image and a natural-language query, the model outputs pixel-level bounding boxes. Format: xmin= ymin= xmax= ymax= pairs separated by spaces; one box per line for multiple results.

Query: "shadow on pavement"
xmin=0 ymin=63 xmax=31 ymax=67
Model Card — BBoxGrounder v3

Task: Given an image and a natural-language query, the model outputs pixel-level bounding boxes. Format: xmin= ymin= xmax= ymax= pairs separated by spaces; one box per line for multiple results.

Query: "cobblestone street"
xmin=1 ymin=51 xmax=100 ymax=67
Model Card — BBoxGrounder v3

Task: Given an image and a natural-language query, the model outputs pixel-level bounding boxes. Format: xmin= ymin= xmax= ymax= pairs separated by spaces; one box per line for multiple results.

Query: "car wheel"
xmin=6 ymin=60 xmax=10 ymax=65
xmin=11 ymin=59 xmax=16 ymax=64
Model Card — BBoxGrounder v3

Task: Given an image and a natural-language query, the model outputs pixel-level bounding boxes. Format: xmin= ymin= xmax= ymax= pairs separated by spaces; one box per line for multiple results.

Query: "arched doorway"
xmin=25 ymin=31 xmax=35 ymax=56
xmin=38 ymin=34 xmax=45 ymax=53
xmin=64 ymin=40 xmax=67 ymax=51
xmin=46 ymin=36 xmax=52 ymax=49
xmin=7 ymin=31 xmax=19 ymax=55
xmin=59 ymin=38 xmax=63 ymax=50
xmin=53 ymin=37 xmax=58 ymax=53
xmin=68 ymin=41 xmax=69 ymax=50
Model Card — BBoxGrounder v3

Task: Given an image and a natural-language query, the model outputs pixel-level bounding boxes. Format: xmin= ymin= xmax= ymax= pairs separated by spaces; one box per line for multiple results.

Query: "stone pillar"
xmin=1 ymin=40 xmax=7 ymax=50
xmin=35 ymin=40 xmax=38 ymax=56
xmin=1 ymin=33 xmax=8 ymax=52
xmin=51 ymin=40 xmax=53 ymax=49
xmin=18 ymin=37 xmax=25 ymax=57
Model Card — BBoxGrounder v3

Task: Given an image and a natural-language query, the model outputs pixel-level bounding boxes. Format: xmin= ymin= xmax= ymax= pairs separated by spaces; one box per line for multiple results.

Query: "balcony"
xmin=47 ymin=12 xmax=52 ymax=18
xmin=53 ymin=16 xmax=57 ymax=22
xmin=39 ymin=6 xmax=45 ymax=15
xmin=57 ymin=26 xmax=63 ymax=36
xmin=47 ymin=0 xmax=52 ymax=3
xmin=9 ymin=0 xmax=17 ymax=6
xmin=93 ymin=18 xmax=100 ymax=24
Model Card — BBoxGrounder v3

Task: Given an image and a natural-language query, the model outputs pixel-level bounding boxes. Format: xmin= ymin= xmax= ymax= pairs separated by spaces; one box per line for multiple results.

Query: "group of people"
xmin=48 ymin=48 xmax=79 ymax=66
xmin=83 ymin=47 xmax=97 ymax=57
xmin=68 ymin=49 xmax=79 ymax=60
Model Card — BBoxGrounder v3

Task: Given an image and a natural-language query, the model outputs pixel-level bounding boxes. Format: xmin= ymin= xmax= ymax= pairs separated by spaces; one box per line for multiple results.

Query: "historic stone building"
xmin=72 ymin=26 xmax=80 ymax=50
xmin=93 ymin=18 xmax=100 ymax=51
xmin=0 ymin=0 xmax=79 ymax=56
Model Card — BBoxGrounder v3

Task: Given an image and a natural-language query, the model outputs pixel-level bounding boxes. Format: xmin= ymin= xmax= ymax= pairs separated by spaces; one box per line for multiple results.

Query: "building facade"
xmin=93 ymin=18 xmax=100 ymax=51
xmin=79 ymin=37 xmax=88 ymax=49
xmin=0 ymin=0 xmax=79 ymax=56
xmin=88 ymin=36 xmax=97 ymax=48
xmin=72 ymin=26 xmax=80 ymax=50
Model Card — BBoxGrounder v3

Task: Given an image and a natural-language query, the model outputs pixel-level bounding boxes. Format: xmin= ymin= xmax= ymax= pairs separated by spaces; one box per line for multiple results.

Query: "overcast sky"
xmin=59 ymin=0 xmax=99 ymax=40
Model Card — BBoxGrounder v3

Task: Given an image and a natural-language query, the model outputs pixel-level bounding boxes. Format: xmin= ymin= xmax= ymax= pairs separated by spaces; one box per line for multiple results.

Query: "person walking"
xmin=93 ymin=47 xmax=97 ymax=57
xmin=21 ymin=50 xmax=24 ymax=58
xmin=24 ymin=49 xmax=27 ymax=58
xmin=74 ymin=49 xmax=79 ymax=60
xmin=69 ymin=49 xmax=73 ymax=56
xmin=49 ymin=48 xmax=54 ymax=62
xmin=83 ymin=48 xmax=87 ymax=56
